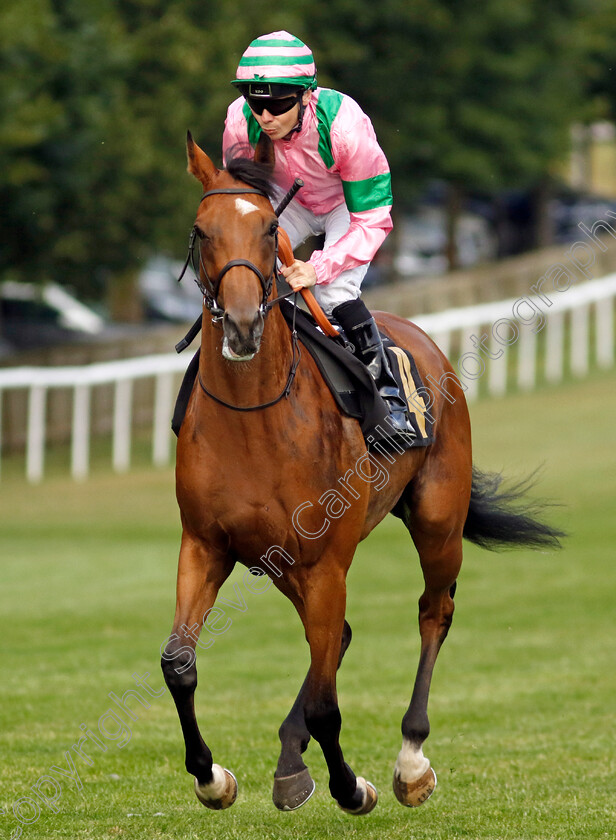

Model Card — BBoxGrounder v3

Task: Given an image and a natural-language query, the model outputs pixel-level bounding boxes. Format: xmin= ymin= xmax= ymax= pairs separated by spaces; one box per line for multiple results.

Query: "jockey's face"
xmin=249 ymin=90 xmax=312 ymax=141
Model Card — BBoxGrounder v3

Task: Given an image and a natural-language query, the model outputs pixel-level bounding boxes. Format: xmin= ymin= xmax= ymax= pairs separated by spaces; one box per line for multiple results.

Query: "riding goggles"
xmin=245 ymin=94 xmax=299 ymax=116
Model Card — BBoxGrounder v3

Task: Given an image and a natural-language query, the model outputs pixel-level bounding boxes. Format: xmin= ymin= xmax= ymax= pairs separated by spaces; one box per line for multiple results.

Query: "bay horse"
xmin=160 ymin=131 xmax=561 ymax=815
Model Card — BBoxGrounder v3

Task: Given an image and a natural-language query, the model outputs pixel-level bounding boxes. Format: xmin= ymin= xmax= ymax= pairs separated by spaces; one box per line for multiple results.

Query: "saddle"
xmin=278 ymin=300 xmax=433 ymax=447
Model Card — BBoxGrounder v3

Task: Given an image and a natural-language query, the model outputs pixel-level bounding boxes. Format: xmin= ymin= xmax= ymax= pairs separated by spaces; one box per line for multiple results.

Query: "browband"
xmin=200 ymin=188 xmax=266 ymax=203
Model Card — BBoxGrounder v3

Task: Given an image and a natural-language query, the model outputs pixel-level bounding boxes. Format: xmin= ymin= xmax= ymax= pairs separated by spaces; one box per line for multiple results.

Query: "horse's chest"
xmin=176 ymin=398 xmax=365 ymax=556
xmin=177 ymin=443 xmax=351 ymax=557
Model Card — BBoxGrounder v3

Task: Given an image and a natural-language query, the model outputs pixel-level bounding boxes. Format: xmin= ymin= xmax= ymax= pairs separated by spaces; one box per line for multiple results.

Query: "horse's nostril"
xmin=251 ymin=311 xmax=265 ymax=343
xmin=223 ymin=309 xmax=263 ymax=358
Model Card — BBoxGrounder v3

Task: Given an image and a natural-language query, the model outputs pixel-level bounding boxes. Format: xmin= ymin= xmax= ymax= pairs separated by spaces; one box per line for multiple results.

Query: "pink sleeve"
xmin=308 ymin=207 xmax=392 ymax=285
xmin=309 ymin=98 xmax=393 ymax=285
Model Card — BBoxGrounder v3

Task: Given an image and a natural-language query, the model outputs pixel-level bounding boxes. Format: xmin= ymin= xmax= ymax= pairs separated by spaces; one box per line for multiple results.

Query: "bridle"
xmin=177 ymin=183 xmax=302 ymax=412
xmin=179 ymin=187 xmax=280 ymax=322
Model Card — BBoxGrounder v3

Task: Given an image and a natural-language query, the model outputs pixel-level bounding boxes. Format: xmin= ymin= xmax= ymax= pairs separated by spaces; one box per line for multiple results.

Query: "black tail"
xmin=463 ymin=466 xmax=565 ymax=551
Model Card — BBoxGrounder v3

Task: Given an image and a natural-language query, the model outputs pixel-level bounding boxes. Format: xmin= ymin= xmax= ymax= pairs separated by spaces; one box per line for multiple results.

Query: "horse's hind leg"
xmin=160 ymin=533 xmax=237 ymax=809
xmin=393 ymin=469 xmax=469 ymax=807
xmin=273 ymin=620 xmax=352 ymax=810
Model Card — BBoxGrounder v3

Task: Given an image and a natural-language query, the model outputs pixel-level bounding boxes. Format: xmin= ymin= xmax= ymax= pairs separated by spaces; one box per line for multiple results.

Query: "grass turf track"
xmin=0 ymin=369 xmax=615 ymax=839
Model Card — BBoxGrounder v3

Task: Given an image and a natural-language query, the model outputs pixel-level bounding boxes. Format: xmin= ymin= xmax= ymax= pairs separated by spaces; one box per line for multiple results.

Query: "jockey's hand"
xmin=280 ymin=260 xmax=317 ymax=292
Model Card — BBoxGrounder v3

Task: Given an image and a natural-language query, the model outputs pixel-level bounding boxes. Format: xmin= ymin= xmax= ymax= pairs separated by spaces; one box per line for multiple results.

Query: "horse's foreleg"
xmin=273 ymin=620 xmax=352 ymax=811
xmin=298 ymin=571 xmax=377 ymax=815
xmin=160 ymin=533 xmax=236 ymax=809
xmin=394 ymin=521 xmax=464 ymax=807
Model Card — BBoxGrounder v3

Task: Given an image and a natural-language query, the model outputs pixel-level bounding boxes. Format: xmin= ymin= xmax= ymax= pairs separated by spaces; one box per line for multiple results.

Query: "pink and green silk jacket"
xmin=222 ymin=88 xmax=393 ymax=285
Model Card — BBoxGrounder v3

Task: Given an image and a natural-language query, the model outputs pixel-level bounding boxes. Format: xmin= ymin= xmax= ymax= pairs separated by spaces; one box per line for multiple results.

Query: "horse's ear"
xmin=254 ymin=132 xmax=275 ymax=169
xmin=186 ymin=130 xmax=218 ymax=189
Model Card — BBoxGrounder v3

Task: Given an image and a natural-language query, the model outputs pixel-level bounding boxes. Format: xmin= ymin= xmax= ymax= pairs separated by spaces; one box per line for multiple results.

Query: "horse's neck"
xmin=198 ymin=307 xmax=293 ymax=410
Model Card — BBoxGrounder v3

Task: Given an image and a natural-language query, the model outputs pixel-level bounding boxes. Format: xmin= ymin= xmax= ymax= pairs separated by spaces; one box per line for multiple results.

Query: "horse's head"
xmin=186 ymin=132 xmax=278 ymax=362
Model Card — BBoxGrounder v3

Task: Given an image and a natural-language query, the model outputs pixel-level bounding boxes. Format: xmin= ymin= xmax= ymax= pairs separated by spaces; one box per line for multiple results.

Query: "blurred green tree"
xmin=0 ymin=0 xmax=607 ymax=312
xmin=305 ymin=0 xmax=592 ymax=264
xmin=0 ymin=0 xmax=312 ymax=317
xmin=581 ymin=0 xmax=616 ymax=121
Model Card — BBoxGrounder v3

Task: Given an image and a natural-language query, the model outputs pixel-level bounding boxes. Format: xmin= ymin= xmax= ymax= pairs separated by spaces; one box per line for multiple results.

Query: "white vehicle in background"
xmin=0 ymin=281 xmax=105 ymax=353
xmin=138 ymin=256 xmax=203 ymax=323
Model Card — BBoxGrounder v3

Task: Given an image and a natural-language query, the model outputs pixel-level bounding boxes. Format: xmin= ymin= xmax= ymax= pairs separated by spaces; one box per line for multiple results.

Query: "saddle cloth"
xmin=172 ymin=303 xmax=434 ymax=450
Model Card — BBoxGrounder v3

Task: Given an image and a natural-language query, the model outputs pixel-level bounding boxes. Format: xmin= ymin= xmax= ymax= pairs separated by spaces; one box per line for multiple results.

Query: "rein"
xmin=197 ymin=299 xmax=301 ymax=412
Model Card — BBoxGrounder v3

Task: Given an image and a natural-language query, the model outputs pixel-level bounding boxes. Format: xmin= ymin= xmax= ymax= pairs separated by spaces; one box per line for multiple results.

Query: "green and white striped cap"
xmin=232 ymin=31 xmax=317 ymax=94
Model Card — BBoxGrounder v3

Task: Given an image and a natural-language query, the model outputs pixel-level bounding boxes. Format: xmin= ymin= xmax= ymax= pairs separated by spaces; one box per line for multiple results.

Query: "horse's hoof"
xmin=272 ymin=767 xmax=315 ymax=811
xmin=194 ymin=764 xmax=238 ymax=810
xmin=339 ymin=777 xmax=378 ymax=815
xmin=393 ymin=765 xmax=437 ymax=807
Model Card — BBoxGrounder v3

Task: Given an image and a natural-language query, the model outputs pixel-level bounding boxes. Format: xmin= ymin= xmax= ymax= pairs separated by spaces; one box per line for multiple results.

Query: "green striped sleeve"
xmin=342 ymin=173 xmax=393 ymax=213
xmin=315 ymin=89 xmax=344 ymax=169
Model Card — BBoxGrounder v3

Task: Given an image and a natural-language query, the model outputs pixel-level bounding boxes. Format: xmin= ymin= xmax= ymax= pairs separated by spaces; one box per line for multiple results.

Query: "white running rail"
xmin=0 ymin=353 xmax=188 ymax=483
xmin=413 ymin=273 xmax=616 ymax=402
xmin=0 ymin=274 xmax=614 ymax=482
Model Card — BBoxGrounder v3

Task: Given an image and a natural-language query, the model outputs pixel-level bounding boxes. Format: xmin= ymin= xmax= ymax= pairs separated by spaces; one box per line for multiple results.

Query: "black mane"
xmin=225 ymin=143 xmax=274 ymax=197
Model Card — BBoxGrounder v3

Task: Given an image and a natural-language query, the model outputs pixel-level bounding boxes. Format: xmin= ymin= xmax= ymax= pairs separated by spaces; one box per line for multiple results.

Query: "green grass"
xmin=1 ymin=371 xmax=615 ymax=839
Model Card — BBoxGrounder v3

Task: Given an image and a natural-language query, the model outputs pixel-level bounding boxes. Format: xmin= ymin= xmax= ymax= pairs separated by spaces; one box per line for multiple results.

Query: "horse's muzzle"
xmin=222 ymin=309 xmax=264 ymax=362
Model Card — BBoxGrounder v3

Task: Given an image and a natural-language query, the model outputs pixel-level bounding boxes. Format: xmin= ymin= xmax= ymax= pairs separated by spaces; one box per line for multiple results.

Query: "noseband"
xmin=179 ymin=187 xmax=279 ymax=321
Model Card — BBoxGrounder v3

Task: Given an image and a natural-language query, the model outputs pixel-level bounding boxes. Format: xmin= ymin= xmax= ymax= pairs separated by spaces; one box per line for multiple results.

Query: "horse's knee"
xmin=160 ymin=636 xmax=197 ymax=692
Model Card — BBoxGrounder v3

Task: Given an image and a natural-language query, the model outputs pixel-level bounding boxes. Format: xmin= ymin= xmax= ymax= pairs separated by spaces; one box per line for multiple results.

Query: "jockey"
xmin=223 ymin=30 xmax=414 ymax=440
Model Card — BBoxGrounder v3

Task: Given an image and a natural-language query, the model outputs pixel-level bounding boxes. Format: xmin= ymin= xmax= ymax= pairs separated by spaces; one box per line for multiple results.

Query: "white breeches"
xmin=275 ymin=188 xmax=368 ymax=315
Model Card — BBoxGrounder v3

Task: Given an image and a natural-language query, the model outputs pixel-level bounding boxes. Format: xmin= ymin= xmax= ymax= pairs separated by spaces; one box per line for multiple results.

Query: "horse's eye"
xmin=268 ymin=222 xmax=279 ymax=237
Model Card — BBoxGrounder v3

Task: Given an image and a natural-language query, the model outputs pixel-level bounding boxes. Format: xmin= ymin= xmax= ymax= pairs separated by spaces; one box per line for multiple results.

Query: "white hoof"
xmin=393 ymin=766 xmax=437 ymax=807
xmin=339 ymin=776 xmax=378 ymax=815
xmin=393 ymin=739 xmax=437 ymax=806
xmin=194 ymin=764 xmax=238 ymax=810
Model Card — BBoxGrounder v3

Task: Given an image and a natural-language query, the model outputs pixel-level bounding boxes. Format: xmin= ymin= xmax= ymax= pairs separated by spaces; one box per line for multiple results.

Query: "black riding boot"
xmin=333 ymin=299 xmax=415 ymax=440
